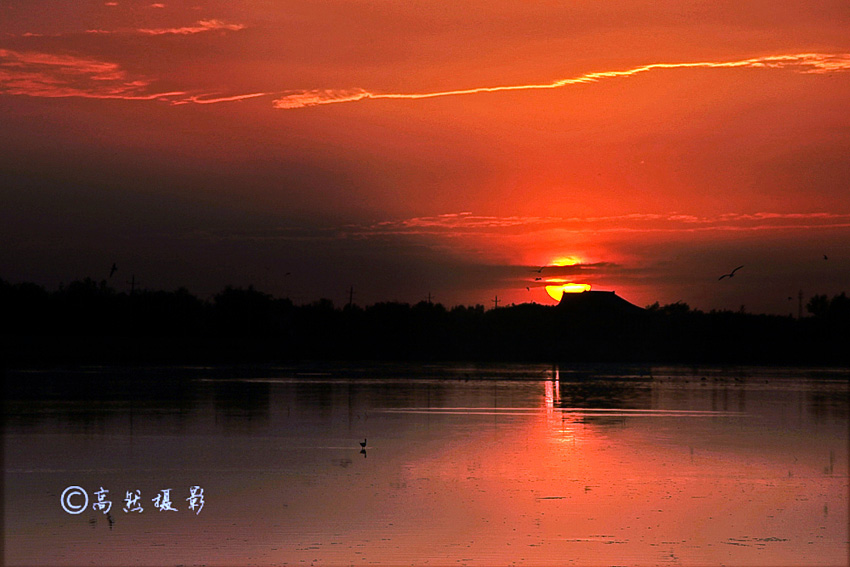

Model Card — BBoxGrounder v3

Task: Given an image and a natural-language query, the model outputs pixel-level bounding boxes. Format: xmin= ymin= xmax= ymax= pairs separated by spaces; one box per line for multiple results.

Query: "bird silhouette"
xmin=109 ymin=263 xmax=117 ymax=278
xmin=824 ymin=254 xmax=828 ymax=260
xmin=718 ymin=265 xmax=744 ymax=280
xmin=359 ymin=438 xmax=367 ymax=448
xmin=533 ymin=266 xmax=546 ymax=273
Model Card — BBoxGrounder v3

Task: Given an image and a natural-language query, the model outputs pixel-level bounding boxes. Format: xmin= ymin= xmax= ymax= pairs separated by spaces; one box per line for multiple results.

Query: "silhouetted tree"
xmin=212 ymin=285 xmax=276 ymax=337
xmin=2 ymin=277 xmax=848 ymax=365
xmin=807 ymin=294 xmax=830 ymax=318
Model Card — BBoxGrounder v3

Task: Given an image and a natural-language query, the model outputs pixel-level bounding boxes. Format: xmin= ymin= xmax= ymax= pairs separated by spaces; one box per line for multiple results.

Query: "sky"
xmin=2 ymin=0 xmax=849 ymax=314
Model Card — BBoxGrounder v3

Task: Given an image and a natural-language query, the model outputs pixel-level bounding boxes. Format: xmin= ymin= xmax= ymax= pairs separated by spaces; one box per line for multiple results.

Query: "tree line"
xmin=2 ymin=277 xmax=848 ymax=365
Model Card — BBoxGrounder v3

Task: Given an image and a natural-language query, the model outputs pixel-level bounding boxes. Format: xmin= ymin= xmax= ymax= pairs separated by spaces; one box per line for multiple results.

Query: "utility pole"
xmin=427 ymin=292 xmax=433 ymax=305
xmin=798 ymin=289 xmax=803 ymax=319
xmin=348 ymin=285 xmax=355 ymax=309
xmin=128 ymin=275 xmax=137 ymax=295
xmin=492 ymin=295 xmax=500 ymax=309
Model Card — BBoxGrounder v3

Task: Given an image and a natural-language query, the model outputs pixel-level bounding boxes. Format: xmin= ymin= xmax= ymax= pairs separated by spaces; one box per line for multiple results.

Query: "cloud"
xmin=547 ymin=212 xmax=850 ymax=235
xmin=0 ymin=48 xmax=267 ymax=104
xmin=272 ymin=52 xmax=850 ymax=110
xmin=84 ymin=19 xmax=245 ymax=36
xmin=136 ymin=19 xmax=246 ymax=36
xmin=272 ymin=89 xmax=370 ymax=110
xmin=171 ymin=92 xmax=270 ymax=105
xmin=0 ymin=49 xmax=124 ymax=79
xmin=359 ymin=211 xmax=850 ymax=236
xmin=368 ymin=213 xmax=561 ymax=232
xmin=0 ymin=48 xmax=171 ymax=100
xmin=193 ymin=212 xmax=850 ymax=246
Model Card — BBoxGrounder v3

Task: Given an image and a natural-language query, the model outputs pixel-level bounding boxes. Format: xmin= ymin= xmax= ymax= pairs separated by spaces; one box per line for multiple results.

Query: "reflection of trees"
xmin=287 ymin=378 xmax=451 ymax=411
xmin=211 ymin=379 xmax=271 ymax=428
xmin=4 ymin=368 xmax=194 ymax=402
xmin=807 ymin=389 xmax=850 ymax=422
xmin=577 ymin=415 xmax=628 ymax=427
xmin=3 ymin=368 xmax=197 ymax=431
xmin=556 ymin=379 xmax=651 ymax=409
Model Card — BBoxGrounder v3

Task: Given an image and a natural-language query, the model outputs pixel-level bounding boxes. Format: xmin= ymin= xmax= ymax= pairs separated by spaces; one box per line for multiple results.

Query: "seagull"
xmin=718 ymin=265 xmax=744 ymax=280
xmin=533 ymin=266 xmax=546 ymax=273
xmin=109 ymin=263 xmax=118 ymax=278
xmin=359 ymin=438 xmax=367 ymax=448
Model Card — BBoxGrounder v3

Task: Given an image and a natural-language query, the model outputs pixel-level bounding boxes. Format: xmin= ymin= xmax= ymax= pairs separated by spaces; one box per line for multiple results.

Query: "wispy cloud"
xmin=362 ymin=211 xmax=850 ymax=234
xmin=171 ymin=92 xmax=270 ymax=105
xmin=369 ymin=212 xmax=560 ymax=231
xmin=193 ymin=211 xmax=850 ymax=244
xmin=547 ymin=212 xmax=850 ymax=235
xmin=0 ymin=48 xmax=267 ymax=104
xmin=0 ymin=48 xmax=176 ymax=100
xmin=272 ymin=53 xmax=850 ymax=110
xmin=84 ymin=19 xmax=245 ymax=36
xmin=136 ymin=19 xmax=246 ymax=35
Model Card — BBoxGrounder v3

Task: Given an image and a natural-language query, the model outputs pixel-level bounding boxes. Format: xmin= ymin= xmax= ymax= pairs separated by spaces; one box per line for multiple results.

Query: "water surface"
xmin=4 ymin=364 xmax=848 ymax=566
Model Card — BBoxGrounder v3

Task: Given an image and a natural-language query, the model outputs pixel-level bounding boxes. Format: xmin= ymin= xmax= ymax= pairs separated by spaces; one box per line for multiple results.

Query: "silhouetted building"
xmin=557 ymin=290 xmax=644 ymax=317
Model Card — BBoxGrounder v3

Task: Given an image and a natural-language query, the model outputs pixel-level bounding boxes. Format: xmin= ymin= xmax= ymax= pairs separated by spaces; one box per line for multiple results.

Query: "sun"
xmin=545 ymin=283 xmax=592 ymax=301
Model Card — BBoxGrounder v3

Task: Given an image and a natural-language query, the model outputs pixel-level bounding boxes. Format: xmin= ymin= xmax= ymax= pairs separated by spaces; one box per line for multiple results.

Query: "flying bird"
xmin=359 ymin=438 xmax=367 ymax=448
xmin=109 ymin=263 xmax=118 ymax=278
xmin=533 ymin=266 xmax=546 ymax=273
xmin=718 ymin=265 xmax=744 ymax=280
xmin=824 ymin=254 xmax=828 ymax=260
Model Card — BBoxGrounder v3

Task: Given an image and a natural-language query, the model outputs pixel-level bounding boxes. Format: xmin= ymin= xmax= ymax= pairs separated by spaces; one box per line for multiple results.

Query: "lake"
xmin=3 ymin=363 xmax=848 ymax=566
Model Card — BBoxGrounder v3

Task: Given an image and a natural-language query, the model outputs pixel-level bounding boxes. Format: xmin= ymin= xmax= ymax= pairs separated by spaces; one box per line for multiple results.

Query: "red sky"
xmin=2 ymin=0 xmax=849 ymax=313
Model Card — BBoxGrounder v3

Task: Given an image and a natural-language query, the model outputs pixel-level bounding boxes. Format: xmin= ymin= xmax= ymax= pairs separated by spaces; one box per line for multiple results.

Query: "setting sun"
xmin=545 ymin=283 xmax=592 ymax=302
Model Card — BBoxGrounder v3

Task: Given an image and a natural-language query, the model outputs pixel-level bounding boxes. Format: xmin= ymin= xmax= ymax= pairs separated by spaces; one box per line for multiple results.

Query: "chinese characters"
xmin=61 ymin=485 xmax=205 ymax=515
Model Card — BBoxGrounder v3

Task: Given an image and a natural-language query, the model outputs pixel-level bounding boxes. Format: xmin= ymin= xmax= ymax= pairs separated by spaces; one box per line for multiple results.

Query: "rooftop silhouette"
xmin=557 ymin=290 xmax=644 ymax=317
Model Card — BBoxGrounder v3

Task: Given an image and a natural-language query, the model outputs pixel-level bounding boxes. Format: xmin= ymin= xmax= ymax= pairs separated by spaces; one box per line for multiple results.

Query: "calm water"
xmin=3 ymin=364 xmax=848 ymax=566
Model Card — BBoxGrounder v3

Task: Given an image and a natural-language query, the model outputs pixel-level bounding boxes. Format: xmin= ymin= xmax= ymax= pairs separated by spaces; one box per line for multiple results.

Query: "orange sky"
xmin=2 ymin=0 xmax=849 ymax=312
